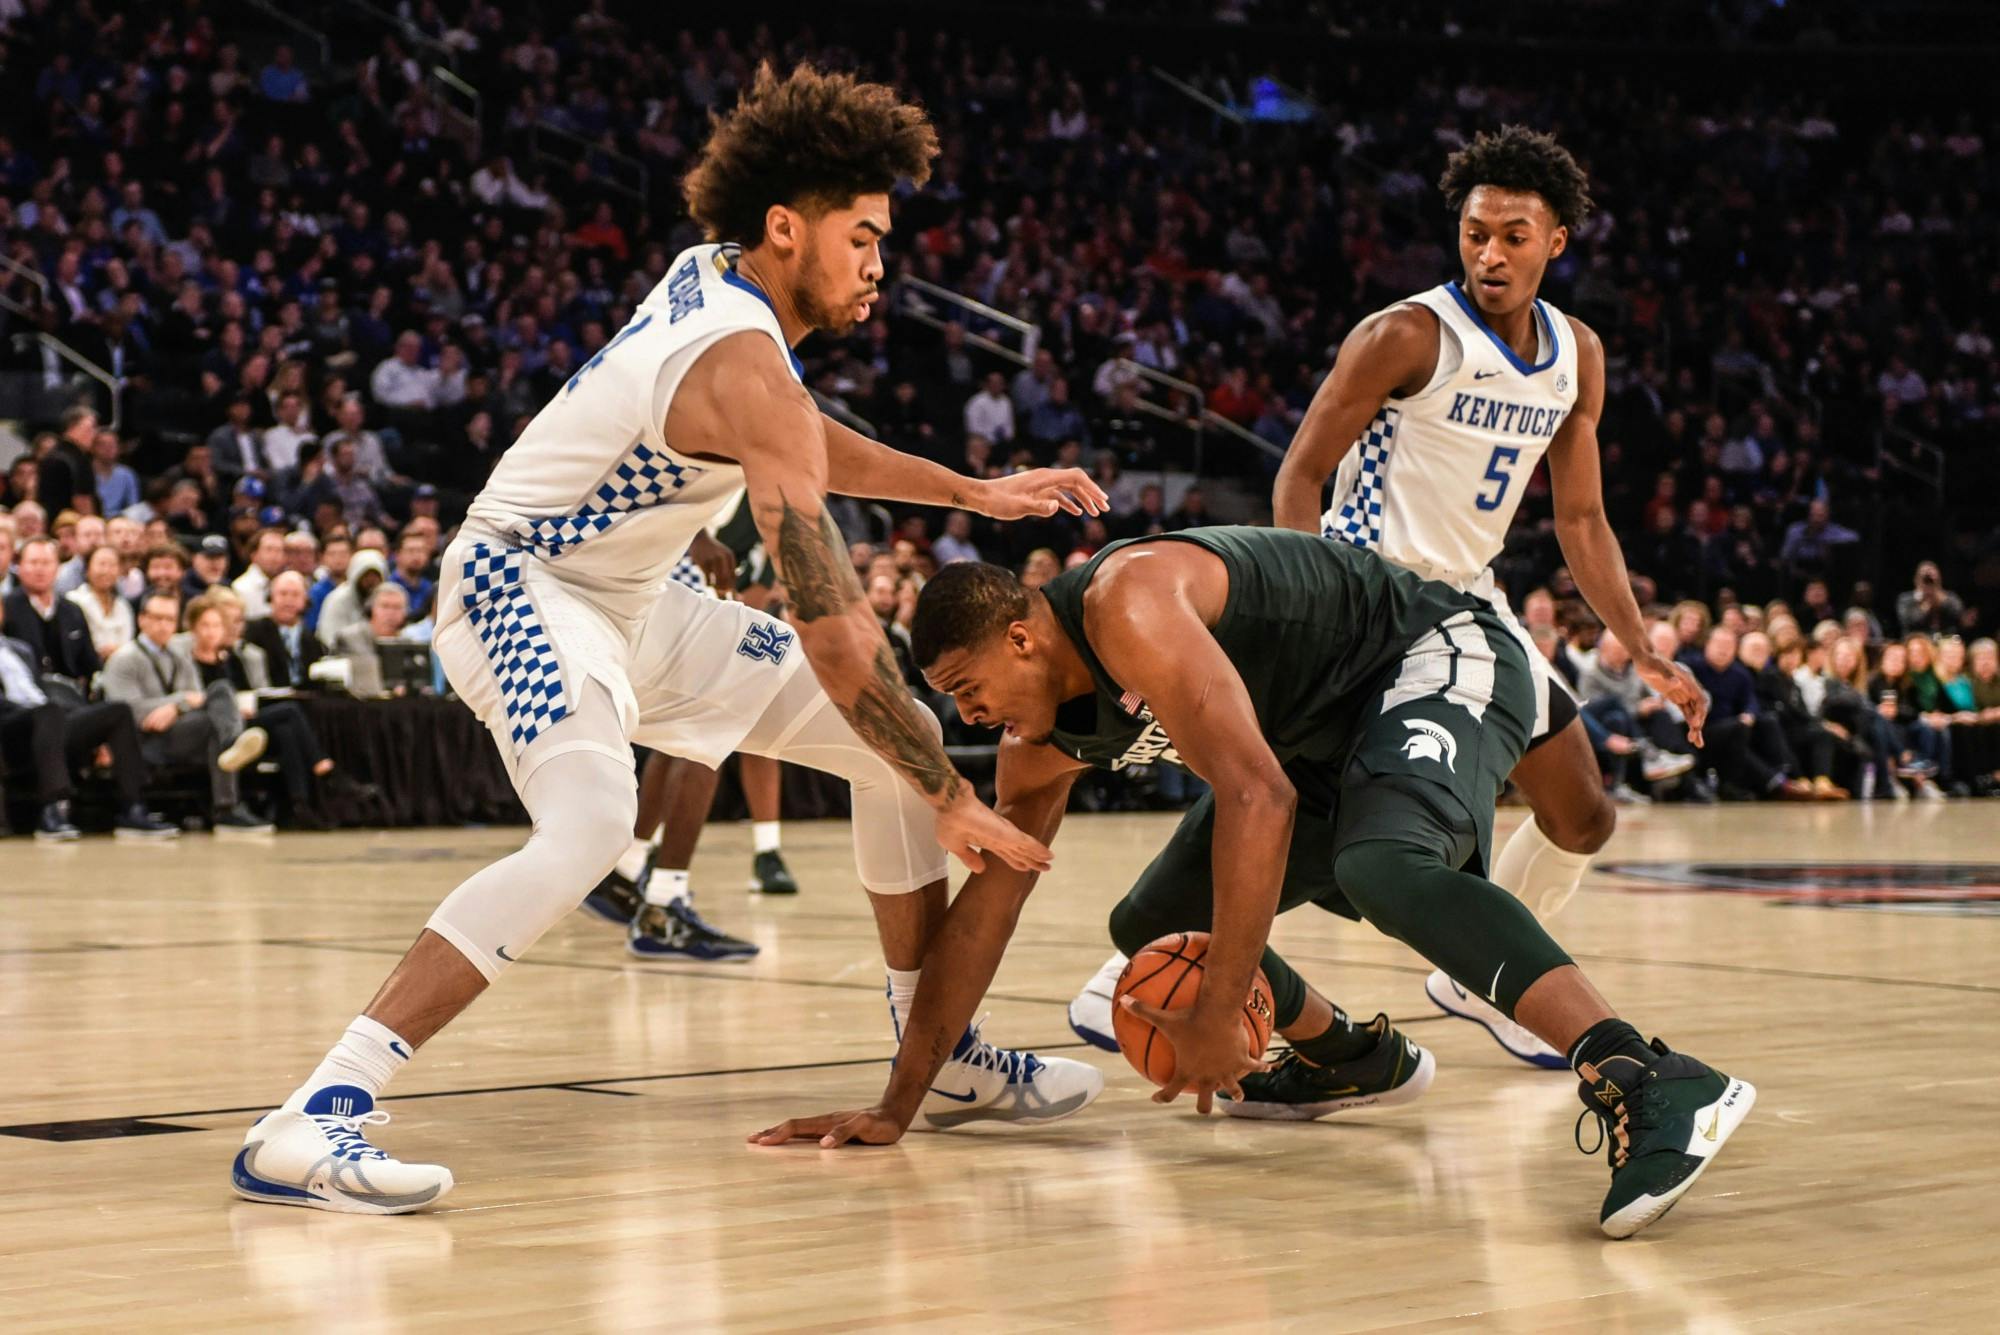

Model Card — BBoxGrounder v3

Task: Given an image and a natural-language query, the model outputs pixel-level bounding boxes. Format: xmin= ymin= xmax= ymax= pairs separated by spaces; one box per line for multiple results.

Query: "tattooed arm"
xmin=665 ymin=333 xmax=1051 ymax=874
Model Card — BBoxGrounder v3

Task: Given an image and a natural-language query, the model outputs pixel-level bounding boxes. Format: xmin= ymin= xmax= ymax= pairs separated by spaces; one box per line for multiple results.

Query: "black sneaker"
xmin=114 ymin=803 xmax=179 ymax=841
xmin=1576 ymin=1039 xmax=1756 ymax=1239
xmin=627 ymin=897 xmax=760 ymax=961
xmin=35 ymin=799 xmax=81 ymax=843
xmin=1218 ymin=1014 xmax=1436 ymax=1121
xmin=750 ymin=849 xmax=799 ymax=895
xmin=212 ymin=805 xmax=276 ymax=836
xmin=580 ymin=869 xmax=643 ymax=924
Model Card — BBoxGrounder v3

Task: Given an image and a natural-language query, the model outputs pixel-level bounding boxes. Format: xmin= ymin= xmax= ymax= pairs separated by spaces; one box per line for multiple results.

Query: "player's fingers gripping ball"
xmin=1112 ymin=931 xmax=1275 ymax=1086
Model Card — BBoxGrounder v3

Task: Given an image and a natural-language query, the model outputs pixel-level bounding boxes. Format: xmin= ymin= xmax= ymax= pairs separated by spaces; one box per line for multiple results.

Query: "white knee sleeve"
xmin=428 ymin=684 xmax=637 ymax=980
xmin=740 ymin=669 xmax=949 ymax=896
xmin=1490 ymin=817 xmax=1593 ymax=921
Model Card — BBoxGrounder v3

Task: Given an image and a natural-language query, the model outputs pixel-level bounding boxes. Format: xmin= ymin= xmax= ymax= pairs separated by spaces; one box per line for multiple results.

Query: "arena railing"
xmin=891 ymin=276 xmax=1041 ymax=367
xmin=527 ymin=121 xmax=650 ymax=205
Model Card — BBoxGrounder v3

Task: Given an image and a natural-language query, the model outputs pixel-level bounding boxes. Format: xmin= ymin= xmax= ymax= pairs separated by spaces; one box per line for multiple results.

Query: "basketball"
xmin=1111 ymin=931 xmax=1276 ymax=1086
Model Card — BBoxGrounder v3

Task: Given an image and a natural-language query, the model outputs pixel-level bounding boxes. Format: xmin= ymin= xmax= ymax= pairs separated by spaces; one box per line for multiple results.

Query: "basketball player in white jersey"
xmin=1067 ymin=126 xmax=1708 ymax=1069
xmin=233 ymin=64 xmax=1108 ymax=1214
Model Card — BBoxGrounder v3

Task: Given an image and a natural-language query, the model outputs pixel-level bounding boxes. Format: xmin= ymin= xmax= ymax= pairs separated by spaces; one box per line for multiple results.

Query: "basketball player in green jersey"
xmin=755 ymin=527 xmax=1755 ymax=1239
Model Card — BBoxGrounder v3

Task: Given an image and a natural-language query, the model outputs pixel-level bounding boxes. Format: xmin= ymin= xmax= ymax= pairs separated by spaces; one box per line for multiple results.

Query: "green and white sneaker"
xmin=1218 ymin=1014 xmax=1435 ymax=1121
xmin=1577 ymin=1039 xmax=1756 ymax=1239
xmin=750 ymin=849 xmax=799 ymax=895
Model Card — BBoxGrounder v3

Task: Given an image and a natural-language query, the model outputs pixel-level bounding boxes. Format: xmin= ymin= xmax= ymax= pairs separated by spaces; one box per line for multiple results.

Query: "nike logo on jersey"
xmin=928 ymin=1087 xmax=981 ymax=1103
xmin=1473 ymin=368 xmax=1503 ymax=380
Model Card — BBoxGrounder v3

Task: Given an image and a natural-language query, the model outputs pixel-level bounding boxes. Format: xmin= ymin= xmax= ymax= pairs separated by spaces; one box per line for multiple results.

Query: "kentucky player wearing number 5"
xmin=232 ymin=63 xmax=1109 ymax=1217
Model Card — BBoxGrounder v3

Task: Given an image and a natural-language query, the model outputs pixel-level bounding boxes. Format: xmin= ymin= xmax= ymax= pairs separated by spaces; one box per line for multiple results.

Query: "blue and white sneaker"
xmin=627 ymin=896 xmax=759 ymax=960
xmin=1065 ymin=951 xmax=1127 ymax=1053
xmin=916 ymin=1016 xmax=1105 ymax=1131
xmin=580 ymin=869 xmax=643 ymax=925
xmin=1425 ymin=969 xmax=1569 ymax=1070
xmin=232 ymin=1085 xmax=453 ymax=1215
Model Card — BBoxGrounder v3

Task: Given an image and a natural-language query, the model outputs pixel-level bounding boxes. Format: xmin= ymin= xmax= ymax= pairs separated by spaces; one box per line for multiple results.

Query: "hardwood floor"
xmin=4 ymin=802 xmax=1998 ymax=1331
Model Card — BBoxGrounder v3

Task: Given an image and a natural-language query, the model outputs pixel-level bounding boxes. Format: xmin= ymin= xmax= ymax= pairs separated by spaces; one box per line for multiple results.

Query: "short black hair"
xmin=1439 ymin=125 xmax=1593 ymax=232
xmin=910 ymin=562 xmax=1031 ymax=669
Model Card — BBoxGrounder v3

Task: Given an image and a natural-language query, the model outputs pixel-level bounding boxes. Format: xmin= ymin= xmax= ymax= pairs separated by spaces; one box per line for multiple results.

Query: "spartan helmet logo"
xmin=1400 ymin=719 xmax=1458 ymax=772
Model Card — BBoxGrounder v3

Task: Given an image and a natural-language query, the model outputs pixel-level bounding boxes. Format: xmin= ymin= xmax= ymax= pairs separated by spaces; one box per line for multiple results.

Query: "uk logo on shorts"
xmin=737 ymin=621 xmax=794 ymax=665
xmin=1400 ymin=718 xmax=1458 ymax=771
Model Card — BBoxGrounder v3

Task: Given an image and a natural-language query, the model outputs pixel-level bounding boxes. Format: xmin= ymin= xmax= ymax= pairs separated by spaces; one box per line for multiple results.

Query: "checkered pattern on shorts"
xmin=667 ymin=555 xmax=709 ymax=594
xmin=459 ymin=544 xmax=569 ymax=752
xmin=1322 ymin=408 xmax=1396 ymax=551
xmin=516 ymin=441 xmax=703 ymax=559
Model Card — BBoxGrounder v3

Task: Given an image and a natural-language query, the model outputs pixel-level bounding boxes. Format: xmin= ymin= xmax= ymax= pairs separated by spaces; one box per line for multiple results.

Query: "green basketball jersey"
xmin=1038 ymin=526 xmax=1483 ymax=772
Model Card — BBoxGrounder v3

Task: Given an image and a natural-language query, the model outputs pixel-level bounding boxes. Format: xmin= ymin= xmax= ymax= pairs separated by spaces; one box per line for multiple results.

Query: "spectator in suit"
xmin=0 ymin=633 xmax=173 ymax=840
xmin=2 ymin=537 xmax=101 ymax=687
xmin=1739 ymin=630 xmax=1847 ymax=799
xmin=1684 ymin=625 xmax=1816 ymax=800
xmin=206 ymin=394 xmax=269 ymax=489
xmin=66 ymin=546 xmax=137 ymax=661
xmin=331 ymin=579 xmax=411 ymax=696
xmin=100 ymin=590 xmax=271 ymax=832
xmin=36 ymin=406 xmax=96 ymax=518
xmin=244 ymin=571 xmax=325 ymax=689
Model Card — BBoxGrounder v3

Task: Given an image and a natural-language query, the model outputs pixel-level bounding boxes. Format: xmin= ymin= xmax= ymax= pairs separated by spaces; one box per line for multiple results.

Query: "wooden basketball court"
xmin=5 ymin=803 xmax=1998 ymax=1330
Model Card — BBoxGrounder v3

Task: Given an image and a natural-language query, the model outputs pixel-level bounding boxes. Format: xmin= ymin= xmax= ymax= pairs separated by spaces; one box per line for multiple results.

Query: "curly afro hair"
xmin=682 ymin=62 xmax=939 ymax=246
xmin=1438 ymin=125 xmax=1593 ymax=232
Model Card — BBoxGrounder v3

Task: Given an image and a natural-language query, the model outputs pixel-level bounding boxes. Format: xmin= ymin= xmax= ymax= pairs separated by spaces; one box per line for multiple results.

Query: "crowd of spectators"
xmin=0 ymin=2 xmax=1993 ymax=831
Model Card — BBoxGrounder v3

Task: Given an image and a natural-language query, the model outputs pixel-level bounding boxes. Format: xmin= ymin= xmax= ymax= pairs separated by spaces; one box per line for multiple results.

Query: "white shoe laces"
xmin=313 ymin=1109 xmax=392 ymax=1161
xmin=955 ymin=1014 xmax=1042 ymax=1082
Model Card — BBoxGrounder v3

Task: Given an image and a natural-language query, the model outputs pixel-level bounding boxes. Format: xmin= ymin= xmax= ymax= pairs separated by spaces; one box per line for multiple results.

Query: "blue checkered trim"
xmin=668 ymin=556 xmax=709 ymax=593
xmin=516 ymin=441 xmax=705 ymax=559
xmin=1322 ymin=409 xmax=1396 ymax=550
xmin=459 ymin=544 xmax=569 ymax=752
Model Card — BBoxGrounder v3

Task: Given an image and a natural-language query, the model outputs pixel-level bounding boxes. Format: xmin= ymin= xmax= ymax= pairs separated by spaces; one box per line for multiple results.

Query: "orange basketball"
xmin=1111 ymin=931 xmax=1276 ymax=1087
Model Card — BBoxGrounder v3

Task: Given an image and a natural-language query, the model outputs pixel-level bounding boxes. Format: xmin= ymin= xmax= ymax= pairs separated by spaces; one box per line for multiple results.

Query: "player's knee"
xmin=541 ymin=785 xmax=636 ymax=880
xmin=1108 ymin=895 xmax=1174 ymax=958
xmin=1547 ymin=794 xmax=1616 ymax=855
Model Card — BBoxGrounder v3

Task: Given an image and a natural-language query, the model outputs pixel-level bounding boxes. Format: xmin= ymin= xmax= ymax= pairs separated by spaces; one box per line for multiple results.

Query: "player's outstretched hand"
xmin=1118 ymin=994 xmax=1269 ymax=1116
xmin=747 ymin=1108 xmax=905 ymax=1149
xmin=974 ymin=468 xmax=1109 ymax=520
xmin=934 ymin=792 xmax=1054 ymax=875
xmin=1635 ymin=651 xmax=1708 ymax=747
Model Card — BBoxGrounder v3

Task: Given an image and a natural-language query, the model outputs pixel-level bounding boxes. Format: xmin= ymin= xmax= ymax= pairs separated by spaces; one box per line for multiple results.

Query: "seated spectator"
xmin=867 ymin=573 xmax=922 ymax=689
xmin=257 ymin=44 xmax=309 ymax=102
xmin=3 ymin=537 xmax=101 ymax=688
xmin=1896 ymin=562 xmax=1967 ymax=636
xmin=1778 ymin=499 xmax=1861 ymax=576
xmin=1669 ymin=600 xmax=1713 ymax=662
xmin=1816 ymin=636 xmax=1902 ymax=800
xmin=316 ymin=546 xmax=388 ymax=649
xmin=1574 ymin=628 xmax=1699 ymax=802
xmin=103 ymin=517 xmax=147 ymax=601
xmin=133 ymin=543 xmax=192 ymax=618
xmin=90 ymin=430 xmax=142 ymax=518
xmin=0 ymin=516 xmax=15 ymax=599
xmin=963 ymin=372 xmax=1015 ymax=443
xmin=1684 ymin=625 xmax=1816 ymax=800
xmin=1025 ymin=377 xmax=1088 ymax=448
xmin=53 ymin=514 xmax=106 ymax=596
xmin=1168 ymin=486 xmax=1212 ymax=530
xmin=184 ymin=590 xmax=348 ymax=827
xmin=303 ymin=435 xmax=387 ymax=531
xmin=1934 ymin=635 xmax=1997 ymax=791
xmin=388 ymin=530 xmax=437 ymax=620
xmin=231 ymin=526 xmax=289 ymax=619
xmin=244 ymin=571 xmax=327 ymax=689
xmin=206 ymin=395 xmax=269 ymax=488
xmin=1868 ymin=640 xmax=1950 ymax=794
xmin=371 ymin=331 xmax=441 ymax=411
xmin=263 ymin=392 xmax=317 ymax=475
xmin=1019 ymin=548 xmax=1062 ymax=590
xmin=99 ymin=590 xmax=271 ymax=832
xmin=1968 ymin=639 xmax=2000 ymax=794
xmin=931 ymin=511 xmax=982 ymax=565
xmin=306 ymin=532 xmax=354 ymax=631
xmin=185 ymin=535 xmax=232 ymax=602
xmin=66 ymin=546 xmax=137 ymax=661
xmin=0 ymin=632 xmax=173 ymax=840
xmin=332 ymin=579 xmax=413 ymax=696
xmin=1114 ymin=484 xmax=1171 ymax=540
xmin=1739 ymin=630 xmax=1847 ymax=799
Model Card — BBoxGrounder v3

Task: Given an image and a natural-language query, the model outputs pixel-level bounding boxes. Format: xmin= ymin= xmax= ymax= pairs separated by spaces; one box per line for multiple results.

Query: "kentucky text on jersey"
xmin=1443 ymin=392 xmax=1566 ymax=439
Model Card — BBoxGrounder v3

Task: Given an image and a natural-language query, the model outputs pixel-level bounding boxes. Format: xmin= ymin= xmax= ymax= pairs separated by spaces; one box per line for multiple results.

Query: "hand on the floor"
xmin=747 ymin=1107 xmax=905 ymax=1149
xmin=1119 ymin=995 xmax=1267 ymax=1115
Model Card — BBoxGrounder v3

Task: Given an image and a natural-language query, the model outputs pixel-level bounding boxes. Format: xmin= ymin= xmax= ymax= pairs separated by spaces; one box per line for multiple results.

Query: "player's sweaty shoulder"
xmin=664 ymin=329 xmax=817 ymax=467
xmin=1082 ymin=539 xmax=1228 ymax=637
xmin=1346 ymin=302 xmax=1440 ymax=394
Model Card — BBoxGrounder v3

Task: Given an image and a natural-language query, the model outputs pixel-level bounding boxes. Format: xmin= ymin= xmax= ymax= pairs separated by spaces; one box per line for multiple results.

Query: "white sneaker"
xmin=232 ymin=1085 xmax=453 ymax=1215
xmin=916 ymin=1017 xmax=1105 ymax=1131
xmin=1066 ymin=951 xmax=1128 ymax=1052
xmin=1639 ymin=744 xmax=1696 ymax=784
xmin=218 ymin=726 xmax=269 ymax=773
xmin=1424 ymin=969 xmax=1568 ymax=1070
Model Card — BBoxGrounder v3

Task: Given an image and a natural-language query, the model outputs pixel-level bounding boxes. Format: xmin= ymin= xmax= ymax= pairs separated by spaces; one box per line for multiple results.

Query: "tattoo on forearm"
xmin=775 ymin=500 xmax=862 ymax=622
xmin=772 ymin=496 xmax=964 ymax=802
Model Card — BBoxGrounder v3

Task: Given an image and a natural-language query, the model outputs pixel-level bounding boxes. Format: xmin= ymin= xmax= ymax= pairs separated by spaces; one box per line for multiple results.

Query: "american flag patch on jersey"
xmin=1118 ymin=688 xmax=1146 ymax=717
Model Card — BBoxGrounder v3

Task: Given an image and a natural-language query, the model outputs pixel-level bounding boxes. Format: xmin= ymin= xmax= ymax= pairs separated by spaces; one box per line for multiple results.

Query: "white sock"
xmin=886 ymin=966 xmax=921 ymax=1040
xmin=645 ymin=868 xmax=691 ymax=908
xmin=285 ymin=1015 xmax=412 ymax=1110
xmin=753 ymin=820 xmax=782 ymax=854
xmin=1490 ymin=819 xmax=1594 ymax=921
xmin=614 ymin=837 xmax=653 ymax=884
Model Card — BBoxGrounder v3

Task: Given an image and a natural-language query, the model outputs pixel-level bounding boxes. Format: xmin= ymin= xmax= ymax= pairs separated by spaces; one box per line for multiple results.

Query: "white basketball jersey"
xmin=466 ymin=243 xmax=801 ymax=598
xmin=1322 ymin=283 xmax=1579 ymax=585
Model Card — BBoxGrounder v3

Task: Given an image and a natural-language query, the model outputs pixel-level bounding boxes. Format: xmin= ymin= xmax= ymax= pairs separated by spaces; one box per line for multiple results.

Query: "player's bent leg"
xmin=236 ymin=689 xmax=638 ymax=1215
xmin=737 ymin=668 xmax=1103 ymax=1130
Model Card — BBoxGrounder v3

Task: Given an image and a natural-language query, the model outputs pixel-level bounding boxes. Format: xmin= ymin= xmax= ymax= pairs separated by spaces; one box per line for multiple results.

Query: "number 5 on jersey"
xmin=1475 ymin=444 xmax=1523 ymax=512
